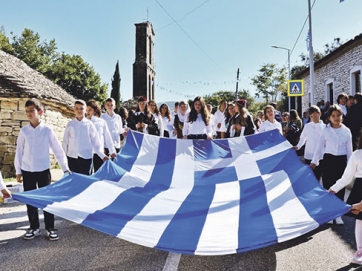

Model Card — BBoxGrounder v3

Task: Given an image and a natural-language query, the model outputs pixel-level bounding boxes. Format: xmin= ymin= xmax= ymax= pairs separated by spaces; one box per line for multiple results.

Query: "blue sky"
xmin=1 ymin=0 xmax=360 ymax=102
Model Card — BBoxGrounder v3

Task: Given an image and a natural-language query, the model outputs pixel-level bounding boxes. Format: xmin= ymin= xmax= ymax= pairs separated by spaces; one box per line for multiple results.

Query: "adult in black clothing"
xmin=346 ymin=93 xmax=362 ymax=150
xmin=129 ymin=96 xmax=157 ymax=135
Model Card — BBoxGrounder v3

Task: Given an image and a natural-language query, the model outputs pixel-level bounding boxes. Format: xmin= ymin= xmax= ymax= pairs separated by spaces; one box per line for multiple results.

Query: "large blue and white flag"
xmin=13 ymin=130 xmax=349 ymax=255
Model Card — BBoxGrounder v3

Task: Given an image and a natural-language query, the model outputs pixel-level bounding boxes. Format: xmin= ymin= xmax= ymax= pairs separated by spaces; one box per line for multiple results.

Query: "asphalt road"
xmin=1 ymin=201 xmax=362 ymax=271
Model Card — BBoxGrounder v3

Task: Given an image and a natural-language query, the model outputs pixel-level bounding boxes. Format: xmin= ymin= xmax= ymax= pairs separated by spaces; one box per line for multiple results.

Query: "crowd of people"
xmin=2 ymin=93 xmax=362 ymax=265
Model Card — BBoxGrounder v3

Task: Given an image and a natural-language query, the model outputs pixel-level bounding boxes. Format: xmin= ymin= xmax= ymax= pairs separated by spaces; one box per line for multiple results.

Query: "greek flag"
xmin=13 ymin=130 xmax=349 ymax=255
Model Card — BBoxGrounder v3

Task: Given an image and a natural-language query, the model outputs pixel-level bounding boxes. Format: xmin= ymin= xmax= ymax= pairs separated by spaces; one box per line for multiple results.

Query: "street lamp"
xmin=271 ymin=45 xmax=291 ymax=111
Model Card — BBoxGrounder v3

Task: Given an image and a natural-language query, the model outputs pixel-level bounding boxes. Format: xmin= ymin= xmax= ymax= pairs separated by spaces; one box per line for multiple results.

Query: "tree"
xmin=251 ymin=63 xmax=287 ymax=103
xmin=0 ymin=27 xmax=13 ymax=54
xmin=46 ymin=53 xmax=108 ymax=102
xmin=1 ymin=27 xmax=108 ymax=102
xmin=111 ymin=61 xmax=121 ymax=113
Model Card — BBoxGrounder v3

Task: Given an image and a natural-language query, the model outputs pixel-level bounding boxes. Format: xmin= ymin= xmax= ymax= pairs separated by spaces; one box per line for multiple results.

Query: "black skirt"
xmin=322 ymin=153 xmax=347 ymax=201
xmin=346 ymin=178 xmax=362 ymax=220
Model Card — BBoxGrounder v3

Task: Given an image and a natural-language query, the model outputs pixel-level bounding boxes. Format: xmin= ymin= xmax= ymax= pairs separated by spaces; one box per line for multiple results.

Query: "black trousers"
xmin=322 ymin=153 xmax=347 ymax=201
xmin=22 ymin=169 xmax=54 ymax=230
xmin=104 ymin=148 xmax=120 ymax=156
xmin=93 ymin=154 xmax=103 ymax=173
xmin=67 ymin=156 xmax=92 ymax=175
xmin=305 ymin=159 xmax=323 ymax=181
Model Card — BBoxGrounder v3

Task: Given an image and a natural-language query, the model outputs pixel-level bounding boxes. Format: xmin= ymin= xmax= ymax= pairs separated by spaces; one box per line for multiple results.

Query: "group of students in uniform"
xmin=3 ymin=94 xmax=362 ymax=265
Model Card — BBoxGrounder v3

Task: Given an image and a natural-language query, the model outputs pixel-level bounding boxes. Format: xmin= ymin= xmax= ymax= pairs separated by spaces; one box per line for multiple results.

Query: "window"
xmin=350 ymin=66 xmax=362 ymax=94
xmin=325 ymin=78 xmax=334 ymax=105
xmin=149 ymin=36 xmax=152 ymax=65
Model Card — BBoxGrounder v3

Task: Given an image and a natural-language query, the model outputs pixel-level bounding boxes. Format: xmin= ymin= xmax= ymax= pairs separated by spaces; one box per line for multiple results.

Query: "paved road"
xmin=1 ymin=200 xmax=362 ymax=271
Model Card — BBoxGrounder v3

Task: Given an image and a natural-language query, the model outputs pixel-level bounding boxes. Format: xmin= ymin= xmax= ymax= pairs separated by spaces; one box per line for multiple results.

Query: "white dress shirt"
xmin=182 ymin=114 xmax=213 ymax=137
xmin=311 ymin=124 xmax=352 ymax=166
xmin=100 ymin=112 xmax=125 ymax=149
xmin=0 ymin=171 xmax=6 ymax=190
xmin=153 ymin=113 xmax=164 ymax=137
xmin=258 ymin=120 xmax=283 ymax=135
xmin=338 ymin=104 xmax=347 ymax=116
xmin=62 ymin=117 xmax=105 ymax=160
xmin=162 ymin=116 xmax=172 ymax=136
xmin=90 ymin=116 xmax=116 ymax=154
xmin=295 ymin=120 xmax=325 ymax=160
xmin=214 ymin=110 xmax=226 ymax=132
xmin=330 ymin=150 xmax=362 ymax=192
xmin=15 ymin=122 xmax=69 ymax=174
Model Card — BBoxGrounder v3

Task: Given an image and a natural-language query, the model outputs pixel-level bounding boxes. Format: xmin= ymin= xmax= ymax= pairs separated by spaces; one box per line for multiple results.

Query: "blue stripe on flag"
xmin=12 ymin=173 xmax=98 ymax=209
xmin=237 ymin=176 xmax=278 ymax=252
xmin=246 ymin=129 xmax=285 ymax=153
xmin=93 ymin=160 xmax=127 ymax=182
xmin=256 ymin=148 xmax=350 ymax=224
xmin=113 ymin=131 xmax=144 ymax=171
xmin=194 ymin=166 xmax=238 ymax=185
xmin=155 ymin=184 xmax=216 ymax=254
xmin=193 ymin=139 xmax=232 ymax=161
xmin=81 ymin=137 xmax=177 ymax=236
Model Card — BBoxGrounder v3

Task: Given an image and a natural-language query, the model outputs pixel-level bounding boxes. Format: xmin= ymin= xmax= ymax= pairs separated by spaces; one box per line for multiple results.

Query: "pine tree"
xmin=111 ymin=60 xmax=121 ymax=113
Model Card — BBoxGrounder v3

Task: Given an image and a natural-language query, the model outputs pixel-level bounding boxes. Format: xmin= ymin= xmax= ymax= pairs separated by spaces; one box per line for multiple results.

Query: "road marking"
xmin=163 ymin=252 xmax=181 ymax=271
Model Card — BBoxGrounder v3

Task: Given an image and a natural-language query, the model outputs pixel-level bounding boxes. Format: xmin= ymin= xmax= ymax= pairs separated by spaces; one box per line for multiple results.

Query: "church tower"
xmin=133 ymin=21 xmax=155 ymax=100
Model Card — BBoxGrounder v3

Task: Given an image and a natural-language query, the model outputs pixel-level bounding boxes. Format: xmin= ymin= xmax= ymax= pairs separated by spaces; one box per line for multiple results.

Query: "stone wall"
xmin=0 ymin=97 xmax=73 ymax=178
xmin=301 ymin=43 xmax=362 ymax=113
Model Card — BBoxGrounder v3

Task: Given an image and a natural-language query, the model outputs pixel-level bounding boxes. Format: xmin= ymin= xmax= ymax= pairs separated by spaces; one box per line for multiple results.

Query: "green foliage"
xmin=251 ymin=63 xmax=287 ymax=103
xmin=0 ymin=27 xmax=13 ymax=54
xmin=111 ymin=61 xmax=121 ymax=113
xmin=1 ymin=27 xmax=108 ymax=102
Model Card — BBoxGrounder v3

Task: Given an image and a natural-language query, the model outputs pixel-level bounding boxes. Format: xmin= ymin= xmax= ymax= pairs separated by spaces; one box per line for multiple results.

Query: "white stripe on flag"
xmin=44 ymin=180 xmax=127 ymax=223
xmin=263 ymin=170 xmax=319 ymax=242
xmin=196 ymin=181 xmax=240 ymax=255
xmin=117 ymin=139 xmax=195 ymax=246
xmin=253 ymin=141 xmax=291 ymax=161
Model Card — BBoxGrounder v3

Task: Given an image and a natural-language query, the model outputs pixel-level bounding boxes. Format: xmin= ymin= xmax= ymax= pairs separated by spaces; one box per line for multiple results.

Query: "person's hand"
xmin=217 ymin=123 xmax=221 ymax=129
xmin=16 ymin=174 xmax=22 ymax=183
xmin=141 ymin=123 xmax=145 ymax=128
xmin=207 ymin=136 xmax=213 ymax=140
xmin=351 ymin=201 xmax=362 ymax=214
xmin=173 ymin=130 xmax=177 ymax=135
xmin=182 ymin=135 xmax=187 ymax=139
xmin=136 ymin=122 xmax=141 ymax=128
xmin=111 ymin=153 xmax=117 ymax=159
xmin=1 ymin=188 xmax=11 ymax=198
xmin=293 ymin=146 xmax=298 ymax=151
xmin=328 ymin=189 xmax=336 ymax=194
xmin=310 ymin=163 xmax=316 ymax=170
xmin=122 ymin=128 xmax=129 ymax=136
xmin=102 ymin=156 xmax=109 ymax=162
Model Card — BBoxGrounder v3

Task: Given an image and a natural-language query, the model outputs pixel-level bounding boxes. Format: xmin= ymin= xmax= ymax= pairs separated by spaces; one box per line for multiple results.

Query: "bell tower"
xmin=133 ymin=21 xmax=156 ymax=100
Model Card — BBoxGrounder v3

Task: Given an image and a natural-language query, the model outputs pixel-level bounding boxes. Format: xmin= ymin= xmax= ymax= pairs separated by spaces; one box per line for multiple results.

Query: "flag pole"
xmin=308 ymin=0 xmax=315 ymax=106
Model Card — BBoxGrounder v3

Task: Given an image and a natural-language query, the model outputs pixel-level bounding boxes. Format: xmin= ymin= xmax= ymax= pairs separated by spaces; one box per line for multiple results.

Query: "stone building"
xmin=133 ymin=21 xmax=156 ymax=100
xmin=0 ymin=50 xmax=75 ymax=177
xmin=295 ymin=33 xmax=362 ymax=113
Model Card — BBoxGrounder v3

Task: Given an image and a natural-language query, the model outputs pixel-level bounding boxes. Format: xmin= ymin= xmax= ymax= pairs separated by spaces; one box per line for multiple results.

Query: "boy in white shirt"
xmin=63 ymin=100 xmax=107 ymax=175
xmin=214 ymin=100 xmax=227 ymax=139
xmin=101 ymin=98 xmax=127 ymax=154
xmin=15 ymin=98 xmax=70 ymax=241
xmin=294 ymin=105 xmax=325 ymax=180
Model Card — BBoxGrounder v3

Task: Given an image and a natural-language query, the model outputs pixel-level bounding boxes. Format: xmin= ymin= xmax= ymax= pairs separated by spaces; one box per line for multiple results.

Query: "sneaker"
xmin=335 ymin=216 xmax=344 ymax=225
xmin=352 ymin=249 xmax=362 ymax=265
xmin=23 ymin=228 xmax=41 ymax=240
xmin=46 ymin=228 xmax=59 ymax=241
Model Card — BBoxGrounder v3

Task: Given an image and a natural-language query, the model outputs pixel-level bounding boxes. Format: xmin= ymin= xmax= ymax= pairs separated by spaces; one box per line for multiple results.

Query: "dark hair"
xmin=105 ymin=97 xmax=116 ymax=104
xmin=148 ymin=100 xmax=159 ymax=115
xmin=308 ymin=105 xmax=321 ymax=115
xmin=337 ymin=93 xmax=348 ymax=104
xmin=354 ymin=93 xmax=362 ymax=104
xmin=25 ymin=98 xmax=44 ymax=111
xmin=187 ymin=96 xmax=210 ymax=125
xmin=356 ymin=128 xmax=362 ymax=150
xmin=289 ymin=109 xmax=301 ymax=122
xmin=75 ymin=99 xmax=86 ymax=106
xmin=119 ymin=107 xmax=128 ymax=120
xmin=86 ymin=99 xmax=102 ymax=117
xmin=326 ymin=104 xmax=343 ymax=127
xmin=269 ymin=102 xmax=277 ymax=109
xmin=234 ymin=102 xmax=248 ymax=126
xmin=264 ymin=105 xmax=274 ymax=117
xmin=160 ymin=103 xmax=171 ymax=121
xmin=174 ymin=102 xmax=179 ymax=107
xmin=135 ymin=99 xmax=149 ymax=114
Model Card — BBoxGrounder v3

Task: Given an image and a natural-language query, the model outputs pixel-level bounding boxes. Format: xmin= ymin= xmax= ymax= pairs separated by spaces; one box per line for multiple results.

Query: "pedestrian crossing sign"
xmin=287 ymin=80 xmax=304 ymax=96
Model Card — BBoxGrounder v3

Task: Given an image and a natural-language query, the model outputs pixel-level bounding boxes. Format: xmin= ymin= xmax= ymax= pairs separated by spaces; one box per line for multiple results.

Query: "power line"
xmin=154 ymin=0 xmax=231 ymax=76
xmin=156 ymin=0 xmax=210 ymax=31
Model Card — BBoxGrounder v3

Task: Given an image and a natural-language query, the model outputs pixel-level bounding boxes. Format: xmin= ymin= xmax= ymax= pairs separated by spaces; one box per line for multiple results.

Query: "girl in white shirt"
xmin=183 ymin=96 xmax=212 ymax=140
xmin=160 ymin=103 xmax=172 ymax=138
xmin=258 ymin=105 xmax=283 ymax=135
xmin=148 ymin=100 xmax=164 ymax=137
xmin=329 ymin=135 xmax=362 ymax=265
xmin=311 ymin=104 xmax=352 ymax=225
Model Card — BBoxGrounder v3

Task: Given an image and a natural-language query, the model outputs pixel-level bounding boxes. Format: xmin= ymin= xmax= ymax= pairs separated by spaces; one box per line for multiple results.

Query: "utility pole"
xmin=308 ymin=0 xmax=315 ymax=105
xmin=235 ymin=68 xmax=240 ymax=100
